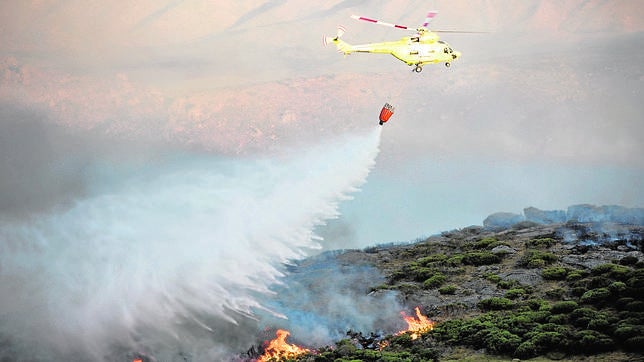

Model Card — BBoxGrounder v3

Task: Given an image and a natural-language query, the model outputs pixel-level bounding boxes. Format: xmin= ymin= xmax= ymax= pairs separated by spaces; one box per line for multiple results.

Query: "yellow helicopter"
xmin=325 ymin=11 xmax=473 ymax=73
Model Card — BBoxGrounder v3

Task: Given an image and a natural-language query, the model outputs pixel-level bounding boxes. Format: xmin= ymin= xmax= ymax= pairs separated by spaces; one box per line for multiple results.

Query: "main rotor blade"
xmin=421 ymin=11 xmax=438 ymax=28
xmin=350 ymin=15 xmax=411 ymax=30
xmin=432 ymin=29 xmax=490 ymax=33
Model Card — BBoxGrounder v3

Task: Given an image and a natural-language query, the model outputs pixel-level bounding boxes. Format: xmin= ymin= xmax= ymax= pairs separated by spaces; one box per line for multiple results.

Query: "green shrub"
xmin=545 ymin=288 xmax=566 ymax=300
xmin=446 ymin=254 xmax=464 ymax=266
xmin=438 ymin=285 xmax=456 ymax=295
xmin=608 ymin=281 xmax=627 ymax=295
xmin=417 ymin=254 xmax=447 ymax=266
xmin=529 ymin=331 xmax=567 ymax=350
xmin=526 ymin=237 xmax=557 ymax=248
xmin=614 ymin=324 xmax=640 ymax=340
xmin=423 ymin=272 xmax=447 ymax=289
xmin=526 ymin=299 xmax=550 ymax=311
xmin=580 ymin=288 xmax=612 ymax=305
xmin=411 ymin=266 xmax=438 ymax=282
xmin=619 ymin=255 xmax=639 ymax=266
xmin=478 ymin=297 xmax=514 ymax=311
xmin=485 ymin=273 xmax=501 ymax=283
xmin=626 ymin=271 xmax=644 ymax=288
xmin=462 ymin=252 xmax=501 ymax=266
xmin=389 ymin=333 xmax=413 ymax=348
xmin=566 ymin=270 xmax=585 ymax=281
xmin=542 ymin=266 xmax=568 ymax=280
xmin=548 ymin=314 xmax=568 ymax=325
xmin=550 ymin=301 xmax=578 ymax=314
xmin=505 ymin=288 xmax=527 ymax=300
xmin=588 ymin=317 xmax=611 ymax=331
xmin=471 ymin=237 xmax=498 ymax=250
xmin=591 ymin=263 xmax=632 ymax=281
xmin=574 ymin=330 xmax=615 ymax=353
xmin=515 ymin=341 xmax=538 ymax=359
xmin=519 ymin=250 xmax=558 ymax=268
xmin=485 ymin=330 xmax=522 ymax=354
xmin=571 ymin=286 xmax=587 ymax=297
xmin=570 ymin=307 xmax=596 ymax=327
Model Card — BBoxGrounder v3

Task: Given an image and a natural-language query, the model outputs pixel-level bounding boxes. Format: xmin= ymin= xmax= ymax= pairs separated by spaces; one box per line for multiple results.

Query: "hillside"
xmin=251 ymin=206 xmax=643 ymax=361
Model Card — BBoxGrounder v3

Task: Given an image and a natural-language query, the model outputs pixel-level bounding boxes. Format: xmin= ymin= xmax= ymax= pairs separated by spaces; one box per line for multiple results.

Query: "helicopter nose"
xmin=452 ymin=51 xmax=461 ymax=60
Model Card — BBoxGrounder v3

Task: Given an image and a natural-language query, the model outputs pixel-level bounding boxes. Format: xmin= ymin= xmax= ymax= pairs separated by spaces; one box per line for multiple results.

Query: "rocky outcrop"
xmin=483 ymin=204 xmax=644 ymax=231
xmin=483 ymin=212 xmax=524 ymax=230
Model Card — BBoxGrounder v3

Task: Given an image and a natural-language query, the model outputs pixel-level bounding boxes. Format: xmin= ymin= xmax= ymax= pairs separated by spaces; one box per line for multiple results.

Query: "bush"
xmin=478 ymin=297 xmax=514 ymax=311
xmin=515 ymin=341 xmax=538 ymax=359
xmin=417 ymin=254 xmax=447 ymax=266
xmin=462 ymin=252 xmax=501 ymax=266
xmin=526 ymin=299 xmax=550 ymax=311
xmin=527 ymin=237 xmax=557 ymax=248
xmin=446 ymin=254 xmax=464 ymax=266
xmin=485 ymin=273 xmax=502 ymax=283
xmin=542 ymin=266 xmax=568 ymax=280
xmin=608 ymin=281 xmax=627 ymax=295
xmin=497 ymin=280 xmax=518 ymax=289
xmin=588 ymin=317 xmax=611 ymax=331
xmin=438 ymin=285 xmax=456 ymax=295
xmin=519 ymin=250 xmax=558 ymax=268
xmin=548 ymin=314 xmax=568 ymax=325
xmin=505 ymin=288 xmax=527 ymax=300
xmin=574 ymin=330 xmax=615 ymax=353
xmin=591 ymin=263 xmax=632 ymax=281
xmin=545 ymin=288 xmax=566 ymax=300
xmin=410 ymin=266 xmax=438 ymax=282
xmin=485 ymin=330 xmax=522 ymax=354
xmin=580 ymin=288 xmax=612 ymax=305
xmin=529 ymin=331 xmax=567 ymax=350
xmin=471 ymin=237 xmax=499 ymax=250
xmin=423 ymin=273 xmax=447 ymax=289
xmin=570 ymin=307 xmax=596 ymax=327
xmin=566 ymin=270 xmax=585 ymax=281
xmin=550 ymin=301 xmax=578 ymax=314
xmin=619 ymin=255 xmax=639 ymax=266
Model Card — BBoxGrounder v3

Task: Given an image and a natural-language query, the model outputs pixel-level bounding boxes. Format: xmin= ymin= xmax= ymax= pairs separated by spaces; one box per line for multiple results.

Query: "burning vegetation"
xmin=258 ymin=329 xmax=310 ymax=362
xmin=252 ymin=308 xmax=439 ymax=362
xmin=397 ymin=306 xmax=434 ymax=340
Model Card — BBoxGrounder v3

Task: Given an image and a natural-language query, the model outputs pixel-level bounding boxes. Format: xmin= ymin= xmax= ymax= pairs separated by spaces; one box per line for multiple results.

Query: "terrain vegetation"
xmin=252 ymin=206 xmax=644 ymax=361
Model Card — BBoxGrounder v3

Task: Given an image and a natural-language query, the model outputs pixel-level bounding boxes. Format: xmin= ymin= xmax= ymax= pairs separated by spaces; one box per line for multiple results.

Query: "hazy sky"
xmin=2 ymin=1 xmax=642 ymax=244
xmin=0 ymin=1 xmax=643 ymax=359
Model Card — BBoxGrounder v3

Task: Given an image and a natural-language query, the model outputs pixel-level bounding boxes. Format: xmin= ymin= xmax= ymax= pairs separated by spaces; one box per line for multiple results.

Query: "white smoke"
xmin=0 ymin=126 xmax=382 ymax=361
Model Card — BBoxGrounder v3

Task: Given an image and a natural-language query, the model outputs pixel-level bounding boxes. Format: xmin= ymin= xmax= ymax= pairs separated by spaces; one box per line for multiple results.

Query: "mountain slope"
xmin=255 ymin=206 xmax=643 ymax=361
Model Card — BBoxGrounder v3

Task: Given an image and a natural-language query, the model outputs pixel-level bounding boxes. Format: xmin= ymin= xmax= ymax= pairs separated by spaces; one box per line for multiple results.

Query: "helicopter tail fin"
xmin=323 ymin=26 xmax=353 ymax=54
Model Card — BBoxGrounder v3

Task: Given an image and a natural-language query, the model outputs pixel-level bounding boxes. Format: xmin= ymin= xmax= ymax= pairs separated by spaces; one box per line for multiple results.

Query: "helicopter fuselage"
xmin=332 ymin=33 xmax=461 ymax=72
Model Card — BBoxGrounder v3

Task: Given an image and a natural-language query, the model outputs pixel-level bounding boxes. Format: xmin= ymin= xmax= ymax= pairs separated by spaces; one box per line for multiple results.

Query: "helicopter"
xmin=324 ymin=11 xmax=475 ymax=73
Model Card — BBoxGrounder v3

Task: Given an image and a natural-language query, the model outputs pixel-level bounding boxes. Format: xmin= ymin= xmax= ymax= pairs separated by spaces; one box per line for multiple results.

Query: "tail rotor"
xmin=323 ymin=26 xmax=346 ymax=46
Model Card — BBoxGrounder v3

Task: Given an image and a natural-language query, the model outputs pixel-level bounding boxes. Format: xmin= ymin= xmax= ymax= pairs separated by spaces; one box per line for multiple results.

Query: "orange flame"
xmin=397 ymin=307 xmax=434 ymax=340
xmin=258 ymin=329 xmax=310 ymax=362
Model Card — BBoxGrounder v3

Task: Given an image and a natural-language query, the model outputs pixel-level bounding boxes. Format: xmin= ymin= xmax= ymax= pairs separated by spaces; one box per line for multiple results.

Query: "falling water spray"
xmin=0 ymin=126 xmax=383 ymax=360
